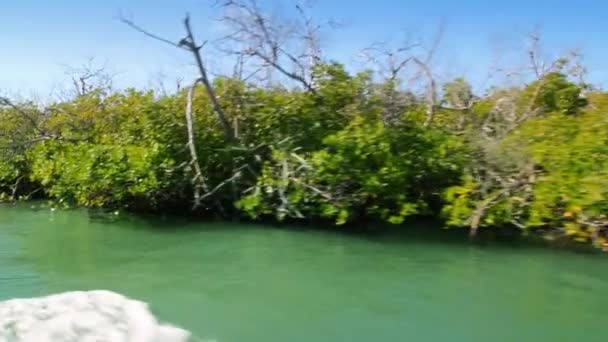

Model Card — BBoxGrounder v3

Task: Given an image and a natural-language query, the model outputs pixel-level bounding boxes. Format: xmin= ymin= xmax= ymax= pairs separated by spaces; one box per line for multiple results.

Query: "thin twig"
xmin=185 ymin=78 xmax=209 ymax=209
xmin=119 ymin=17 xmax=183 ymax=49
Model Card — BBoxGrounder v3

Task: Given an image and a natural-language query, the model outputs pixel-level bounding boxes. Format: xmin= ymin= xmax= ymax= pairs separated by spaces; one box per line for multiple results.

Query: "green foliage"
xmin=516 ymin=94 xmax=608 ymax=239
xmin=0 ymin=65 xmax=605 ymax=248
xmin=0 ymin=102 xmax=42 ymax=200
xmin=442 ymin=76 xmax=608 ymax=247
xmin=238 ymin=116 xmax=466 ymax=225
xmin=520 ymin=72 xmax=588 ymax=115
xmin=443 ymin=78 xmax=473 ymax=109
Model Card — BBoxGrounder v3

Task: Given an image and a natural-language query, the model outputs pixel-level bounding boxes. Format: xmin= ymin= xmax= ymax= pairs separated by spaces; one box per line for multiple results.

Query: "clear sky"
xmin=1 ymin=0 xmax=606 ymax=97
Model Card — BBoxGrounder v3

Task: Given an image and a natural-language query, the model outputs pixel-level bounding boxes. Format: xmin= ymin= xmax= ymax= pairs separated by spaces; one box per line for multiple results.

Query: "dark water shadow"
xmin=91 ymin=207 xmax=603 ymax=257
xmin=8 ymin=202 xmax=602 ymax=257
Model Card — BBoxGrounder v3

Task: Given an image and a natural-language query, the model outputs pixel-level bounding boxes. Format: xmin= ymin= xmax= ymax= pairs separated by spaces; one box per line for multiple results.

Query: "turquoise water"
xmin=1 ymin=204 xmax=607 ymax=341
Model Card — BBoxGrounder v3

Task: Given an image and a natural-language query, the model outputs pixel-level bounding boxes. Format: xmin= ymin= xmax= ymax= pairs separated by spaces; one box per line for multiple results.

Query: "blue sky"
xmin=1 ymin=0 xmax=607 ymax=97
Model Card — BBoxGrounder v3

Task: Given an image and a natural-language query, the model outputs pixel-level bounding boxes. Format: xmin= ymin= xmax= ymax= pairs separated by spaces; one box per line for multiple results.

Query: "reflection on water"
xmin=0 ymin=204 xmax=607 ymax=341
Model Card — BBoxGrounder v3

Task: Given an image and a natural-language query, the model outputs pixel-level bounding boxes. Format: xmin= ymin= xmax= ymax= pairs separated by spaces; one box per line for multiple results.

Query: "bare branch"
xmin=412 ymin=57 xmax=437 ymax=127
xmin=185 ymin=78 xmax=209 ymax=209
xmin=424 ymin=19 xmax=446 ymax=64
xmin=9 ymin=176 xmax=23 ymax=201
xmin=119 ymin=16 xmax=183 ymax=49
xmin=218 ymin=0 xmax=321 ymax=94
xmin=63 ymin=57 xmax=115 ymax=96
xmin=527 ymin=30 xmax=543 ymax=78
xmin=198 ymin=163 xmax=250 ymax=201
xmin=122 ymin=13 xmax=235 ymax=141
xmin=469 ymin=187 xmax=509 ymax=237
xmin=247 ymin=50 xmax=317 ymax=94
xmin=182 ymin=14 xmax=235 ymax=140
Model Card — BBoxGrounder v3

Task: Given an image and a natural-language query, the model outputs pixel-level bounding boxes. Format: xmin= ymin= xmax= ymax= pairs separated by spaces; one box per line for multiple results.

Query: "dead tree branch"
xmin=185 ymin=79 xmax=209 ymax=209
xmin=63 ymin=58 xmax=115 ymax=96
xmin=412 ymin=57 xmax=437 ymax=127
xmin=120 ymin=14 xmax=235 ymax=141
xmin=198 ymin=164 xmax=250 ymax=202
xmin=360 ymin=23 xmax=443 ymax=126
xmin=218 ymin=0 xmax=321 ymax=94
xmin=120 ymin=18 xmax=182 ymax=48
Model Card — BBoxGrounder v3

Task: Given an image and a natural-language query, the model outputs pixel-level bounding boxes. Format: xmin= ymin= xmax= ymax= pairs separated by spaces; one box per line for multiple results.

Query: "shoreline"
xmin=2 ymin=201 xmax=604 ymax=255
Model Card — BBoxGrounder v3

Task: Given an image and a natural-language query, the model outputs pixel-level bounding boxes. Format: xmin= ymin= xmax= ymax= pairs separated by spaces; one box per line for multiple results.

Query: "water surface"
xmin=0 ymin=205 xmax=606 ymax=341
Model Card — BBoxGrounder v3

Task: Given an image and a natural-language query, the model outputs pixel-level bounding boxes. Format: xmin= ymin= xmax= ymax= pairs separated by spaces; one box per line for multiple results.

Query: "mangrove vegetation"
xmin=1 ymin=1 xmax=607 ymax=250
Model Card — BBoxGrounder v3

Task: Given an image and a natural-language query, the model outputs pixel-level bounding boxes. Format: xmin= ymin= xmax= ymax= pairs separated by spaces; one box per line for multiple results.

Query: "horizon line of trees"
xmin=1 ymin=0 xmax=607 ymax=250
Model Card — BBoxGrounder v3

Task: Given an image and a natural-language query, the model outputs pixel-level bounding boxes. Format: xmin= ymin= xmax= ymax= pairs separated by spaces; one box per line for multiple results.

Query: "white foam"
xmin=0 ymin=290 xmax=191 ymax=342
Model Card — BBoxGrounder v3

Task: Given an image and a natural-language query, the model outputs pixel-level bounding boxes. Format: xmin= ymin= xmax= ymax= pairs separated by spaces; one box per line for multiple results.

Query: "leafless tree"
xmin=63 ymin=58 xmax=115 ymax=96
xmin=463 ymin=31 xmax=588 ymax=237
xmin=216 ymin=0 xmax=333 ymax=94
xmin=120 ymin=13 xmax=241 ymax=210
xmin=121 ymin=14 xmax=234 ymax=141
xmin=359 ymin=40 xmax=418 ymax=124
xmin=360 ymin=22 xmax=445 ymax=126
xmin=481 ymin=31 xmax=585 ymax=140
xmin=150 ymin=70 xmax=185 ymax=96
